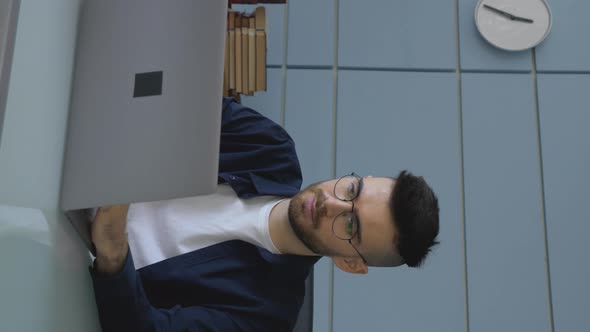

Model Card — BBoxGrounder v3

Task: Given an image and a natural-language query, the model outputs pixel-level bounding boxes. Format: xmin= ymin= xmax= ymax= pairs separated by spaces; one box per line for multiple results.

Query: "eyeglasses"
xmin=331 ymin=172 xmax=367 ymax=264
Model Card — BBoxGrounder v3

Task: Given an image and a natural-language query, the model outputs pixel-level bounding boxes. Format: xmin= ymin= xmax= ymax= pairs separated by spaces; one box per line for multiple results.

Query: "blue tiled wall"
xmin=233 ymin=1 xmax=590 ymax=331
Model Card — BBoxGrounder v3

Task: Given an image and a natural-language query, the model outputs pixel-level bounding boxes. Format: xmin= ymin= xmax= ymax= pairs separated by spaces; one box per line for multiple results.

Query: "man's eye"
xmin=346 ymin=219 xmax=354 ymax=235
xmin=347 ymin=183 xmax=357 ymax=199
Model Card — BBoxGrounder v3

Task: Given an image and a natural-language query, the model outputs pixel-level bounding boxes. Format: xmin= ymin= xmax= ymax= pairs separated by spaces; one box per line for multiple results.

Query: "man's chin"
xmin=288 ymin=208 xmax=318 ymax=254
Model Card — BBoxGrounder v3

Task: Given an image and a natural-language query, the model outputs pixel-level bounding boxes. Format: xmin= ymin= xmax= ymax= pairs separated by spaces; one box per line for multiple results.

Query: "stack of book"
xmin=223 ymin=7 xmax=267 ymax=97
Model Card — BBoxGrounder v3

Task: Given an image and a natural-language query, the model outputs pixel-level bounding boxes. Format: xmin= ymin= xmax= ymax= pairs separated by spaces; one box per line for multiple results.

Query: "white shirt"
xmin=126 ymin=184 xmax=283 ymax=269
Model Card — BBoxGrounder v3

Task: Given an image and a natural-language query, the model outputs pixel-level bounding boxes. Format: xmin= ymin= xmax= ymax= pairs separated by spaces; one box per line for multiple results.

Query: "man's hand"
xmin=91 ymin=204 xmax=130 ymax=276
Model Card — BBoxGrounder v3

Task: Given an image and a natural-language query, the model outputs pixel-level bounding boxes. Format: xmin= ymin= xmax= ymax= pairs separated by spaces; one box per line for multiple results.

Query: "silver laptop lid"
xmin=61 ymin=0 xmax=227 ymax=210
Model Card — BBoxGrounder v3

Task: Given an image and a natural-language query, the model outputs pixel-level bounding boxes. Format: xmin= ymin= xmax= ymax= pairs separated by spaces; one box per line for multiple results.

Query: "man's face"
xmin=288 ymin=176 xmax=401 ymax=266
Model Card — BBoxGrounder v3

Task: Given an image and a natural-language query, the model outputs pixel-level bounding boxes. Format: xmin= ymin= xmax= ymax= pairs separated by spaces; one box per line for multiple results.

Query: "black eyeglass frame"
xmin=331 ymin=172 xmax=368 ymax=265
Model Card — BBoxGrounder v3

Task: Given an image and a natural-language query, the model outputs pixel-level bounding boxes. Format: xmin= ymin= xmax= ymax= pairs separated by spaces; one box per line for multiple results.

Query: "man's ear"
xmin=333 ymin=257 xmax=368 ymax=274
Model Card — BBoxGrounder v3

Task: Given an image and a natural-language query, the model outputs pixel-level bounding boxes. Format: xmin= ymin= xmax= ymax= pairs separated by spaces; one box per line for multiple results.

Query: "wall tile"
xmin=538 ymin=74 xmax=590 ymax=331
xmin=339 ymin=0 xmax=455 ymax=70
xmin=287 ymin=0 xmax=334 ymax=67
xmin=535 ymin=0 xmax=590 ymax=71
xmin=462 ymin=73 xmax=549 ymax=332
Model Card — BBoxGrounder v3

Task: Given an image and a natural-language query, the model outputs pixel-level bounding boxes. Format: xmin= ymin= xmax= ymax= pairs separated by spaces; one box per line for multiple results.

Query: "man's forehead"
xmin=356 ymin=177 xmax=399 ymax=264
xmin=361 ymin=176 xmax=396 ymax=193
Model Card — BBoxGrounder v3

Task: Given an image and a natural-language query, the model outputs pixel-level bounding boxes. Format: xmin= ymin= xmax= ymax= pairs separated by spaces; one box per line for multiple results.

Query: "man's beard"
xmin=287 ymin=183 xmax=334 ymax=256
xmin=288 ymin=193 xmax=319 ymax=254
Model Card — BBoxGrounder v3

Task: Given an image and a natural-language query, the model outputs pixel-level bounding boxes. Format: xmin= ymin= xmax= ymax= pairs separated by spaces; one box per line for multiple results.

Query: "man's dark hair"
xmin=390 ymin=170 xmax=440 ymax=267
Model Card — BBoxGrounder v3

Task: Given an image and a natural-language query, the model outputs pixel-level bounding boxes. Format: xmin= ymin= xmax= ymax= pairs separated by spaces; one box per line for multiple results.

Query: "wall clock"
xmin=475 ymin=0 xmax=552 ymax=51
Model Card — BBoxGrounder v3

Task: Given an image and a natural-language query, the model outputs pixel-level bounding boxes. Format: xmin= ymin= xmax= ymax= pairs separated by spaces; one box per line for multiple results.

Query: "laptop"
xmin=60 ymin=0 xmax=228 ymax=251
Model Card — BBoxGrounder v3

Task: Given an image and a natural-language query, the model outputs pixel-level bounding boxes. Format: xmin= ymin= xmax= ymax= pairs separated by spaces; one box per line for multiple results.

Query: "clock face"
xmin=475 ymin=0 xmax=552 ymax=51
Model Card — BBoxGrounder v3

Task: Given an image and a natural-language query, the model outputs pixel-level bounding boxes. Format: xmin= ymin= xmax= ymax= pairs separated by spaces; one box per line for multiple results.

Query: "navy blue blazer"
xmin=91 ymin=98 xmax=319 ymax=331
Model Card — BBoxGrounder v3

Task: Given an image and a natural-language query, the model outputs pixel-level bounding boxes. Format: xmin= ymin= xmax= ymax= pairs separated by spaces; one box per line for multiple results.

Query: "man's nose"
xmin=319 ymin=190 xmax=352 ymax=218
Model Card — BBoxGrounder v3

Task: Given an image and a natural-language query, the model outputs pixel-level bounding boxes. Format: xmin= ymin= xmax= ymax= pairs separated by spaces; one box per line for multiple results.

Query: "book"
xmin=235 ymin=13 xmax=242 ymax=93
xmin=255 ymin=7 xmax=267 ymax=91
xmin=248 ymin=16 xmax=256 ymax=95
xmin=241 ymin=15 xmax=249 ymax=96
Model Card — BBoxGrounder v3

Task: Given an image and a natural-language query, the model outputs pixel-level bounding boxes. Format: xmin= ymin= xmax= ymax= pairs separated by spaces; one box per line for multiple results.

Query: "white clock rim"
xmin=474 ymin=0 xmax=553 ymax=52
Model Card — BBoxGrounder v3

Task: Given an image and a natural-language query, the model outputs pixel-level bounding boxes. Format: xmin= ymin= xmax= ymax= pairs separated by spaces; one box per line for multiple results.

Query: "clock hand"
xmin=483 ymin=4 xmax=534 ymax=24
xmin=483 ymin=4 xmax=516 ymax=20
xmin=512 ymin=16 xmax=534 ymax=24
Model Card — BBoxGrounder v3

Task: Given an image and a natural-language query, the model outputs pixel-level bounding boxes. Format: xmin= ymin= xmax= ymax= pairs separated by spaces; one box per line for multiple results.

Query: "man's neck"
xmin=268 ymin=199 xmax=317 ymax=256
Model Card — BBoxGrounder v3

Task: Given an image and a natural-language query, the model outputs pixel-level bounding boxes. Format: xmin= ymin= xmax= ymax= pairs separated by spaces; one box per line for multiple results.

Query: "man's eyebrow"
xmin=354 ymin=177 xmax=364 ymax=245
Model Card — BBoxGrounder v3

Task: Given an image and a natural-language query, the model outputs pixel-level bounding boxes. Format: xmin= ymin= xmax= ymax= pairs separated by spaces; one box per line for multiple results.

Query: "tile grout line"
xmin=454 ymin=1 xmax=470 ymax=332
xmin=531 ymin=48 xmax=555 ymax=332
xmin=337 ymin=66 xmax=453 ymax=72
xmin=279 ymin=3 xmax=289 ymax=128
xmin=268 ymin=65 xmax=590 ymax=75
xmin=461 ymin=69 xmax=531 ymax=74
xmin=536 ymin=70 xmax=590 ymax=75
xmin=329 ymin=0 xmax=340 ymax=331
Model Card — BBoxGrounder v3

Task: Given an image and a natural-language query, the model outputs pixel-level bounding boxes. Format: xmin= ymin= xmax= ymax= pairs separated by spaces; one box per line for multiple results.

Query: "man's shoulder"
xmin=218 ymin=98 xmax=303 ymax=198
xmin=221 ymin=98 xmax=288 ymax=139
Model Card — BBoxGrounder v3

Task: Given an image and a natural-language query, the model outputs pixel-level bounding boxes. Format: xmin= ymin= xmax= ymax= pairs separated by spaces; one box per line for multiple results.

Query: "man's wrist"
xmin=95 ymin=246 xmax=129 ymax=276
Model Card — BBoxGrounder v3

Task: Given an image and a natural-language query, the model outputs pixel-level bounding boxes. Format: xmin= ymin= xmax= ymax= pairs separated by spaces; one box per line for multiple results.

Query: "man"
xmin=90 ymin=98 xmax=440 ymax=331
